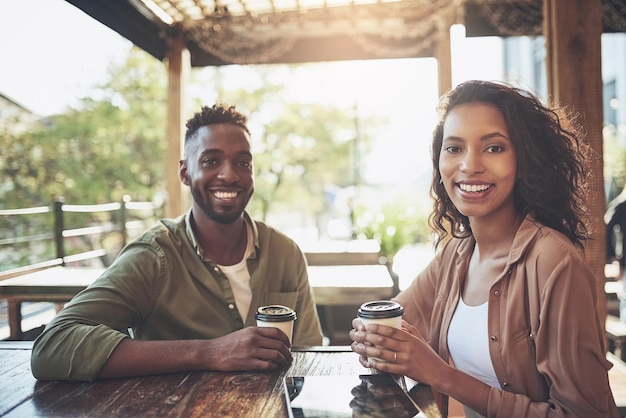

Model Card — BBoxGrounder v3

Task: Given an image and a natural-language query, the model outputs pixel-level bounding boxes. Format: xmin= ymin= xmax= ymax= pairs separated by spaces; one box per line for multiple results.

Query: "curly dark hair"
xmin=429 ymin=80 xmax=591 ymax=250
xmin=184 ymin=103 xmax=250 ymax=144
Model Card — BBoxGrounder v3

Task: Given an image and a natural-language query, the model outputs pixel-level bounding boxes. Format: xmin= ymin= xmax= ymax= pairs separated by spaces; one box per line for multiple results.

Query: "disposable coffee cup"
xmin=357 ymin=300 xmax=404 ymax=363
xmin=255 ymin=305 xmax=297 ymax=344
xmin=357 ymin=300 xmax=404 ymax=329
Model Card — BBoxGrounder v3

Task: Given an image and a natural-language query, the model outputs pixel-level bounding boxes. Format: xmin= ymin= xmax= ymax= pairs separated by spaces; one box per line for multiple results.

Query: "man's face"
xmin=180 ymin=124 xmax=254 ymax=224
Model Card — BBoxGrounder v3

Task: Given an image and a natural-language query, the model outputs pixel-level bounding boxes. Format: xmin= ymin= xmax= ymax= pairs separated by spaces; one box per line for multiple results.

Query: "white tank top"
xmin=217 ymin=221 xmax=253 ymax=321
xmin=448 ymin=297 xmax=501 ymax=390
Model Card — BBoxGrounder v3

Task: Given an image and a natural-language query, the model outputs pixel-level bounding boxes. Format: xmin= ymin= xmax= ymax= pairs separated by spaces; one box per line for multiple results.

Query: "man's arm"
xmin=97 ymin=326 xmax=292 ymax=379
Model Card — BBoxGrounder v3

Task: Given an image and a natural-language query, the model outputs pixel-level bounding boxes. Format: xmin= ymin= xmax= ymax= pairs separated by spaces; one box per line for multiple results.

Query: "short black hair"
xmin=184 ymin=103 xmax=250 ymax=144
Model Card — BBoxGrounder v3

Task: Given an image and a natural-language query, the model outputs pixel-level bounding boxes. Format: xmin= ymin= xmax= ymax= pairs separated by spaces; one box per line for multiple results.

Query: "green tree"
xmin=0 ymin=48 xmax=167 ymax=268
xmin=197 ymin=64 xmax=379 ymax=234
xmin=0 ymin=48 xmax=167 ymax=207
xmin=1 ymin=47 xmax=167 ymax=208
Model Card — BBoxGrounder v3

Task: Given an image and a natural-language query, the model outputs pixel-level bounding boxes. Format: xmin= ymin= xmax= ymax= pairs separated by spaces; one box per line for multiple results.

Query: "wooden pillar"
xmin=436 ymin=20 xmax=453 ymax=98
xmin=165 ymin=30 xmax=190 ymax=218
xmin=544 ymin=0 xmax=606 ymax=322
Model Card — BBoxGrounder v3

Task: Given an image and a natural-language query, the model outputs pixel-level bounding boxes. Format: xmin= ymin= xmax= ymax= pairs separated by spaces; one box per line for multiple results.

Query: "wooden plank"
xmin=0 ymin=260 xmax=64 ymax=281
xmin=304 ymin=239 xmax=382 ymax=266
xmin=166 ymin=30 xmax=189 ymax=218
xmin=0 ymin=348 xmax=39 ymax=416
xmin=308 ymin=265 xmax=394 ymax=305
xmin=305 ymin=251 xmax=381 ymax=266
xmin=0 ymin=347 xmax=441 ymax=417
xmin=0 ymin=267 xmax=104 ymax=296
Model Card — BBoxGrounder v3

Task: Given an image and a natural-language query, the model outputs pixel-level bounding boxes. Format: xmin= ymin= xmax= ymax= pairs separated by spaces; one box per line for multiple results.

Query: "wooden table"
xmin=0 ymin=264 xmax=394 ymax=340
xmin=0 ymin=267 xmax=105 ymax=340
xmin=307 ymin=264 xmax=394 ymax=305
xmin=0 ymin=342 xmax=441 ymax=417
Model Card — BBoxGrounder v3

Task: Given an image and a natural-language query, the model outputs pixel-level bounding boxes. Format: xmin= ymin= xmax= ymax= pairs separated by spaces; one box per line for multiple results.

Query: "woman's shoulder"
xmin=522 ymin=220 xmax=581 ymax=260
xmin=519 ymin=220 xmax=591 ymax=285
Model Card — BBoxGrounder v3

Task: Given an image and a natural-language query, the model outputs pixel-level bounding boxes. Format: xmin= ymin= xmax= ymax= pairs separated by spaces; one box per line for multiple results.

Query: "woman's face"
xmin=439 ymin=102 xmax=518 ymax=223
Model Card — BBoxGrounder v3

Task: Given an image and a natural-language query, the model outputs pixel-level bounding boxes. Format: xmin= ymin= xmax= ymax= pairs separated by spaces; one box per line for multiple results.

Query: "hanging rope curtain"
xmin=141 ymin=0 xmax=626 ymax=64
xmin=179 ymin=0 xmax=461 ymax=64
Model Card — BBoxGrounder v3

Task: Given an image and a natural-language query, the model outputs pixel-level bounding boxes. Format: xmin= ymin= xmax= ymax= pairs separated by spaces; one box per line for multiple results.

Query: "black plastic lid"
xmin=357 ymin=300 xmax=404 ymax=319
xmin=255 ymin=305 xmax=297 ymax=322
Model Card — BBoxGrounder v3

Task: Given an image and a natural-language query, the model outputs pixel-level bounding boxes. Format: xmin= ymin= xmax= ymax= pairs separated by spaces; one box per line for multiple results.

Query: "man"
xmin=31 ymin=104 xmax=323 ymax=381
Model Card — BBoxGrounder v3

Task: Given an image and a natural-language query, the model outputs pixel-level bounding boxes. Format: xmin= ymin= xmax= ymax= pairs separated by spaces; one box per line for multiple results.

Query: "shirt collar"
xmin=184 ymin=209 xmax=260 ymax=261
xmin=454 ymin=214 xmax=544 ymax=266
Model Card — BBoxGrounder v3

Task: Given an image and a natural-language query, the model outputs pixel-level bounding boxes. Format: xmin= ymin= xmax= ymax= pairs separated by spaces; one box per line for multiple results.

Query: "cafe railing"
xmin=0 ymin=196 xmax=163 ymax=278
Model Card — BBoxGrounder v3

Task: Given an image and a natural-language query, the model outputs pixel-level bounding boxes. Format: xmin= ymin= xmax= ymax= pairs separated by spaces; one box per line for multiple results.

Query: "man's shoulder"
xmin=251 ymin=219 xmax=301 ymax=249
xmin=133 ymin=215 xmax=186 ymax=246
xmin=252 ymin=219 xmax=291 ymax=239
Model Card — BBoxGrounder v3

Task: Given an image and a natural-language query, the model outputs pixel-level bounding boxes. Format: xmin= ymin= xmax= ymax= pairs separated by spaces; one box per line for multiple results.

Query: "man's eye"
xmin=239 ymin=161 xmax=252 ymax=168
xmin=444 ymin=146 xmax=461 ymax=153
xmin=202 ymin=159 xmax=217 ymax=165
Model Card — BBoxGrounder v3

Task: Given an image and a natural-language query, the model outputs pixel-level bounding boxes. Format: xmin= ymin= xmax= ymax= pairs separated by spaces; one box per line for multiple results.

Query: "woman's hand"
xmin=349 ymin=318 xmax=449 ymax=387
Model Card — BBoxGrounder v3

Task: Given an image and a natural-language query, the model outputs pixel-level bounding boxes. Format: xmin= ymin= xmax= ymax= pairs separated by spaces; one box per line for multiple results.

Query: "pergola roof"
xmin=64 ymin=0 xmax=626 ymax=67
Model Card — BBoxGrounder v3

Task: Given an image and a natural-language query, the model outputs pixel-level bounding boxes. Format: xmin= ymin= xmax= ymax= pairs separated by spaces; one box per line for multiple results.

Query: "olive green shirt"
xmin=31 ymin=210 xmax=323 ymax=381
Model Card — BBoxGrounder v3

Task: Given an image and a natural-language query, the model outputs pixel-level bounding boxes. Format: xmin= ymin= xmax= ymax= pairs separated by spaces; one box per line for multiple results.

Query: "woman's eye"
xmin=486 ymin=145 xmax=504 ymax=153
xmin=444 ymin=145 xmax=461 ymax=153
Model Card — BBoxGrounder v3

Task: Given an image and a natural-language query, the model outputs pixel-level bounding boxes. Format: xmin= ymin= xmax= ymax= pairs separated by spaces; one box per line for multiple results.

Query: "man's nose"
xmin=217 ymin=163 xmax=240 ymax=182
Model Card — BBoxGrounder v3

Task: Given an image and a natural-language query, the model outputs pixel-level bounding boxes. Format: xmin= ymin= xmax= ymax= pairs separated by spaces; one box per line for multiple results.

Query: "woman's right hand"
xmin=349 ymin=318 xmax=450 ymax=388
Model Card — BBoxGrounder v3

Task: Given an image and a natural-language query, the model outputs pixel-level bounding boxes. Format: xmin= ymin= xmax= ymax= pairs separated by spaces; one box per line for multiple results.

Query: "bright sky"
xmin=0 ymin=0 xmax=502 ymax=185
xmin=0 ymin=0 xmax=132 ymax=115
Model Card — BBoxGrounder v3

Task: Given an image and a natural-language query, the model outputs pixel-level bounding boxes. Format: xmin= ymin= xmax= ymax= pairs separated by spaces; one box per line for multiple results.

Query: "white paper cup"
xmin=255 ymin=305 xmax=297 ymax=344
xmin=357 ymin=300 xmax=404 ymax=362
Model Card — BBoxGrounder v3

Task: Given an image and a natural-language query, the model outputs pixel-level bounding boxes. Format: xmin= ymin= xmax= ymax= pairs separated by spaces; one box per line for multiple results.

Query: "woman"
xmin=350 ymin=80 xmax=619 ymax=417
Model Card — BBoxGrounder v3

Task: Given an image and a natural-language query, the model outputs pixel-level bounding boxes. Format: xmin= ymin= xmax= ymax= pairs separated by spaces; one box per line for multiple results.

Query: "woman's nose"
xmin=460 ymin=151 xmax=483 ymax=174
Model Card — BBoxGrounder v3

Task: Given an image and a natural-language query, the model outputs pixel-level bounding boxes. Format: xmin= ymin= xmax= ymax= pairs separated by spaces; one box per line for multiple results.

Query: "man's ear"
xmin=179 ymin=160 xmax=191 ymax=186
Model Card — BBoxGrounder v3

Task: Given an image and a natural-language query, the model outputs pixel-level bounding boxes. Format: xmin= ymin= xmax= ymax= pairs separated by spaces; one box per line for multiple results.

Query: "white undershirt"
xmin=217 ymin=221 xmax=253 ymax=321
xmin=448 ymin=297 xmax=501 ymax=390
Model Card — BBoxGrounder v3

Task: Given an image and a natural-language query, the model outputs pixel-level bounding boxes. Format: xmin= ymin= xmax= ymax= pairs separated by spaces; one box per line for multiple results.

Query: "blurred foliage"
xmin=189 ymin=64 xmax=380 ymax=227
xmin=0 ymin=48 xmax=167 ymax=208
xmin=354 ymin=200 xmax=432 ymax=263
xmin=0 ymin=48 xmax=167 ymax=269
xmin=1 ymin=50 xmax=391 ymax=268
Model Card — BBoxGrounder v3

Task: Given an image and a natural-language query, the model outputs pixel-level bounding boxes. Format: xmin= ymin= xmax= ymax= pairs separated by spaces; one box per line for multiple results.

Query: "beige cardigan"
xmin=395 ymin=216 xmax=619 ymax=417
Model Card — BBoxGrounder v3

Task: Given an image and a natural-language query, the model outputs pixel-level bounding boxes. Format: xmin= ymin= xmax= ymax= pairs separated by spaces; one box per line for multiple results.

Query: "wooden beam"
xmin=435 ymin=21 xmax=453 ymax=98
xmin=544 ymin=0 xmax=606 ymax=321
xmin=165 ymin=31 xmax=190 ymax=218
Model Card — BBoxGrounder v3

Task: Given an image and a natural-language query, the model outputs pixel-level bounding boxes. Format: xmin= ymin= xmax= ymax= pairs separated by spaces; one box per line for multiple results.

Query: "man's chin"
xmin=206 ymin=209 xmax=244 ymax=225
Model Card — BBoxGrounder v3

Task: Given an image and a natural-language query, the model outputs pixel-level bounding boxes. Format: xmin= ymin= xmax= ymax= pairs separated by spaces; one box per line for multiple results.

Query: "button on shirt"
xmin=31 ymin=210 xmax=323 ymax=381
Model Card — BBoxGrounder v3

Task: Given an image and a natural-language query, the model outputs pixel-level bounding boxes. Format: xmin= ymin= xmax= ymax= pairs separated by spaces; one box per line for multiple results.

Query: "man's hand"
xmin=201 ymin=326 xmax=293 ymax=371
